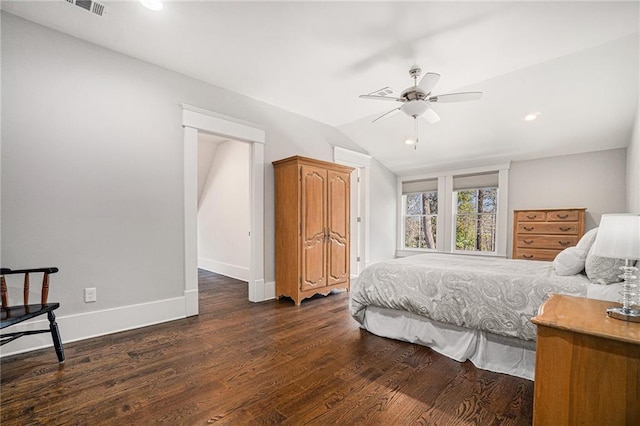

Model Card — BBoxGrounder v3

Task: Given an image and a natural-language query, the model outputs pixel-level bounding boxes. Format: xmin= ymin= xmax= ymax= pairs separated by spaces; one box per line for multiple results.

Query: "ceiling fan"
xmin=359 ymin=65 xmax=483 ymax=124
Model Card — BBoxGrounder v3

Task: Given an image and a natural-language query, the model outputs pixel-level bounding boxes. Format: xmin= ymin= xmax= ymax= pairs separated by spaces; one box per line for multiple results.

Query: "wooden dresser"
xmin=531 ymin=295 xmax=640 ymax=425
xmin=512 ymin=208 xmax=585 ymax=261
xmin=273 ymin=156 xmax=353 ymax=305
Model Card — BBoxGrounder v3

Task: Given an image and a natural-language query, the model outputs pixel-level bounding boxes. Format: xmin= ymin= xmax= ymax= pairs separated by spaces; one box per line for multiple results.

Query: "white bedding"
xmin=350 ymin=253 xmax=623 ymax=380
xmin=361 ymin=305 xmax=537 ymax=379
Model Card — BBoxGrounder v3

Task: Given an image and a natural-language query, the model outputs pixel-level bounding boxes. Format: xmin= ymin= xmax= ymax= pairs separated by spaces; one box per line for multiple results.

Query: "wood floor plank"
xmin=1 ymin=270 xmax=533 ymax=425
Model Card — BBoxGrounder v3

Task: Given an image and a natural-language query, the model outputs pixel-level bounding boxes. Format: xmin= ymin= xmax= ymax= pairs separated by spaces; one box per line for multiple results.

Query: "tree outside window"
xmin=404 ymin=191 xmax=437 ymax=249
xmin=455 ymin=188 xmax=497 ymax=252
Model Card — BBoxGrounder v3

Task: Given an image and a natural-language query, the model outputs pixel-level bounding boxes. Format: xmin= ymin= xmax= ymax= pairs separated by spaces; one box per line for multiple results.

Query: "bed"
xmin=349 ymin=248 xmax=623 ymax=380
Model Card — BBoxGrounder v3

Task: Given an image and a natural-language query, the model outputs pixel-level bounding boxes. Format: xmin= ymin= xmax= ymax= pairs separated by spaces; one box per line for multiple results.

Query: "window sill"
xmin=452 ymin=250 xmax=506 ymax=258
xmin=395 ymin=249 xmax=436 ymax=258
xmin=396 ymin=249 xmax=506 ymax=259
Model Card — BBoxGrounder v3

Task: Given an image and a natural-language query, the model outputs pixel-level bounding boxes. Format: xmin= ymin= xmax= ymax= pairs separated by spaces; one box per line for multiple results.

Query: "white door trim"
xmin=334 ymin=147 xmax=372 ymax=273
xmin=182 ymin=104 xmax=266 ymax=315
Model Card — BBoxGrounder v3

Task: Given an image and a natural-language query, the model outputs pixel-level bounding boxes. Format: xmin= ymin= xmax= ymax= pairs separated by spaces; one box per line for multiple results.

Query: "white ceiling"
xmin=2 ymin=0 xmax=639 ymax=175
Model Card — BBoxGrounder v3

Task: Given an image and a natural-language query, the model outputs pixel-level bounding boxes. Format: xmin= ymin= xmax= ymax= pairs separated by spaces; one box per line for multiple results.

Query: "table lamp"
xmin=591 ymin=213 xmax=640 ymax=322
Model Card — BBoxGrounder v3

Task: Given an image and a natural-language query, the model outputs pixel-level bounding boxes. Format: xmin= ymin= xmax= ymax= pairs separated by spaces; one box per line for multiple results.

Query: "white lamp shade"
xmin=592 ymin=213 xmax=640 ymax=260
xmin=401 ymin=101 xmax=429 ymax=117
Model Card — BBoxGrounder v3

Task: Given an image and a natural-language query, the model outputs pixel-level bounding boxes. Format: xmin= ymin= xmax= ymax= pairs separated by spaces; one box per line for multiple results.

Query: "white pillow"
xmin=585 ymin=244 xmax=625 ymax=284
xmin=576 ymin=227 xmax=598 ymax=252
xmin=553 ymin=246 xmax=588 ymax=276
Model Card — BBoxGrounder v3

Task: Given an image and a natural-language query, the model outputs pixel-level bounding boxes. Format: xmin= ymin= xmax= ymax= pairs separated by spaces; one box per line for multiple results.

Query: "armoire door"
xmin=300 ymin=165 xmax=327 ymax=291
xmin=327 ymin=170 xmax=350 ymax=286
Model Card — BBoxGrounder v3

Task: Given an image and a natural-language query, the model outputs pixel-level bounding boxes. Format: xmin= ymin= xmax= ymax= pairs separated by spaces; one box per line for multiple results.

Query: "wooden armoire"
xmin=273 ymin=156 xmax=353 ymax=305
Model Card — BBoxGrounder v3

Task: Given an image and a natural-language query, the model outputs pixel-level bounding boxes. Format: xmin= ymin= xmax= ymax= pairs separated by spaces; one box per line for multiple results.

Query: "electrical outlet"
xmin=84 ymin=287 xmax=97 ymax=303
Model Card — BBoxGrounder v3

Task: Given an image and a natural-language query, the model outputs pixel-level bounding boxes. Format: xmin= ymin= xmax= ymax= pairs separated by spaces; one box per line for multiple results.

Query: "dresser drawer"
xmin=515 ymin=211 xmax=547 ymax=222
xmin=516 ymin=235 xmax=579 ymax=250
xmin=546 ymin=210 xmax=581 ymax=222
xmin=514 ymin=248 xmax=559 ymax=261
xmin=517 ymin=223 xmax=579 ymax=235
xmin=513 ymin=208 xmax=585 ymax=261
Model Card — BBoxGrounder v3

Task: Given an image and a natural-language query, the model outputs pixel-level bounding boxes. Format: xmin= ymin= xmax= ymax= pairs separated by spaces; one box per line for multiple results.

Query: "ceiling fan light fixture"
xmin=524 ymin=112 xmax=541 ymax=121
xmin=401 ymin=100 xmax=429 ymax=118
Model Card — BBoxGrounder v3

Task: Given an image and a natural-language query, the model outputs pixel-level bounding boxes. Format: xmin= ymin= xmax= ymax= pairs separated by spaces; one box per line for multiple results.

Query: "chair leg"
xmin=47 ymin=310 xmax=65 ymax=362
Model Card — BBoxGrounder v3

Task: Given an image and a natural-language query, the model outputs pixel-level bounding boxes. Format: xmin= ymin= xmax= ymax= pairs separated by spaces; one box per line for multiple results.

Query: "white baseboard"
xmin=184 ymin=288 xmax=199 ymax=317
xmin=198 ymin=258 xmax=249 ymax=282
xmin=263 ymin=281 xmax=275 ymax=301
xmin=247 ymin=280 xmax=275 ymax=303
xmin=0 ymin=296 xmax=186 ymax=359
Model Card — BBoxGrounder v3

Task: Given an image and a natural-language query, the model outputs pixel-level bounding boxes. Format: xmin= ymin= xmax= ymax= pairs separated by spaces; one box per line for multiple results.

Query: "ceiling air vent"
xmin=64 ymin=0 xmax=108 ymax=17
xmin=373 ymin=87 xmax=394 ymax=97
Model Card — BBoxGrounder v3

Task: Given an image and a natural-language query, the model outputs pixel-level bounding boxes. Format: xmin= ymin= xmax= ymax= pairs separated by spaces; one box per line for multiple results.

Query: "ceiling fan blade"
xmin=428 ymin=92 xmax=483 ymax=103
xmin=418 ymin=72 xmax=440 ymax=94
xmin=423 ymin=108 xmax=440 ymax=124
xmin=359 ymin=94 xmax=403 ymax=102
xmin=372 ymin=106 xmax=401 ymax=123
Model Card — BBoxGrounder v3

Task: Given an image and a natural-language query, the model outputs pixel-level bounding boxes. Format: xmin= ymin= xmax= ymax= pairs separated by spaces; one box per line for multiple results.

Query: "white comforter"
xmin=350 ymin=253 xmax=593 ymax=341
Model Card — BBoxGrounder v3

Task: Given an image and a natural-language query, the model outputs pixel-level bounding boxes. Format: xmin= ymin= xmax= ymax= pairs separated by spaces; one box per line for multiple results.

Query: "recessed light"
xmin=404 ymin=138 xmax=416 ymax=145
xmin=524 ymin=112 xmax=540 ymax=121
xmin=139 ymin=0 xmax=163 ymax=11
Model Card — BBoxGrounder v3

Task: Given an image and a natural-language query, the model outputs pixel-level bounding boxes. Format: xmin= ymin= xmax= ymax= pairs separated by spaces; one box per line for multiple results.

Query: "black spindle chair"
xmin=1 ymin=267 xmax=65 ymax=362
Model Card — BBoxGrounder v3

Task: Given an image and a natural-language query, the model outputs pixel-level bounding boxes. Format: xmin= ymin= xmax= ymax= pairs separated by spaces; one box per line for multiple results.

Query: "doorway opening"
xmin=197 ymin=134 xmax=250 ymax=281
xmin=182 ymin=104 xmax=266 ymax=316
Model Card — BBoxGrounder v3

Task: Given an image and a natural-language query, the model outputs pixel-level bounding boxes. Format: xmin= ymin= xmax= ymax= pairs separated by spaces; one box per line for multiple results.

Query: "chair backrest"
xmin=1 ymin=267 xmax=59 ymax=307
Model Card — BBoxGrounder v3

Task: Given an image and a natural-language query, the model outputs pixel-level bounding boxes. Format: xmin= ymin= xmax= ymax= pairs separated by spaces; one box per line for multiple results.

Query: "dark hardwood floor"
xmin=1 ymin=271 xmax=534 ymax=425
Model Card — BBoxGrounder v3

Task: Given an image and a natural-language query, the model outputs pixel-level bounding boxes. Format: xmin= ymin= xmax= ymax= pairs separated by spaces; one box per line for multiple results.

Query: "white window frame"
xmin=396 ymin=163 xmax=510 ymax=258
xmin=452 ymin=186 xmax=499 ymax=255
xmin=402 ymin=190 xmax=439 ymax=251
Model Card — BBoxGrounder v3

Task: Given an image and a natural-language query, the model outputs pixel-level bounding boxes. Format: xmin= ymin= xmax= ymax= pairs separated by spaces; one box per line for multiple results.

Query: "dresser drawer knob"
xmin=559 ymin=227 xmax=571 ymax=232
xmin=557 ymin=214 xmax=569 ymax=219
xmin=523 ymin=254 xmax=533 ymax=259
xmin=558 ymin=241 xmax=571 ymax=246
xmin=524 ymin=240 xmax=534 ymax=245
xmin=527 ymin=214 xmax=537 ymax=219
xmin=524 ymin=226 xmax=534 ymax=231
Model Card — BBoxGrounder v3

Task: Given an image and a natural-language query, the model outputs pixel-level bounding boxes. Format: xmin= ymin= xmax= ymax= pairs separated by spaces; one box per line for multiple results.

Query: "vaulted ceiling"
xmin=2 ymin=1 xmax=638 ymax=175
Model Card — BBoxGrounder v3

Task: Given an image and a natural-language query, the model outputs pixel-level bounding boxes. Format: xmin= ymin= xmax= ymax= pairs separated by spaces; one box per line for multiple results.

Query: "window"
xmin=454 ymin=187 xmax=497 ymax=252
xmin=397 ymin=165 xmax=509 ymax=257
xmin=404 ymin=191 xmax=438 ymax=249
xmin=452 ymin=172 xmax=499 ymax=253
xmin=402 ymin=179 xmax=438 ymax=250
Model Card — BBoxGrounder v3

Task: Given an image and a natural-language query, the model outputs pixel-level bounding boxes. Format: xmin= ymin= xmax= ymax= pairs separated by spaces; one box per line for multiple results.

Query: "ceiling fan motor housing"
xmin=401 ymin=86 xmax=428 ymax=101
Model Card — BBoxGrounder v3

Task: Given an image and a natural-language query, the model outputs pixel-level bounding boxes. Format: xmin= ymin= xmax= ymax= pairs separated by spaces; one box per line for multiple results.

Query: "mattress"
xmin=350 ymin=253 xmax=623 ymax=379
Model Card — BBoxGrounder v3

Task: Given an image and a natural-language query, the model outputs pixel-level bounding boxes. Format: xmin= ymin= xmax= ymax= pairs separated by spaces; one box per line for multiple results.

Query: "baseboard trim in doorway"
xmin=198 ymin=258 xmax=249 ymax=282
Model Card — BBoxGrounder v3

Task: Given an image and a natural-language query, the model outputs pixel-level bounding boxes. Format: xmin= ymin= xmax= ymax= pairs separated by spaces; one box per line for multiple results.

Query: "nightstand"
xmin=531 ymin=294 xmax=640 ymax=425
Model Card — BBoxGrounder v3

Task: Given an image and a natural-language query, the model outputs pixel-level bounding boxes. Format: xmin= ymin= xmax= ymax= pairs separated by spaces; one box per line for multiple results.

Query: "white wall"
xmin=197 ymin=140 xmax=250 ymax=281
xmin=368 ymin=158 xmax=397 ymax=264
xmin=197 ymin=139 xmax=219 ymax=205
xmin=508 ymin=148 xmax=627 ymax=255
xmin=1 ymin=13 xmax=395 ymax=355
xmin=627 ymin=109 xmax=640 ymax=213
